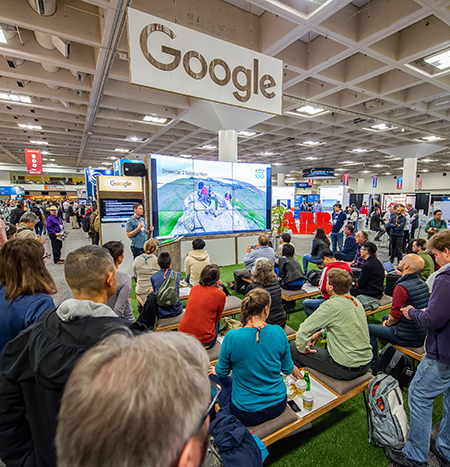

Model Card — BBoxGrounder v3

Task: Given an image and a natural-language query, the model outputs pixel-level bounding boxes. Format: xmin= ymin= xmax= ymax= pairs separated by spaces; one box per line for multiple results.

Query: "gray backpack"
xmin=156 ymin=271 xmax=179 ymax=307
xmin=367 ymin=373 xmax=409 ymax=449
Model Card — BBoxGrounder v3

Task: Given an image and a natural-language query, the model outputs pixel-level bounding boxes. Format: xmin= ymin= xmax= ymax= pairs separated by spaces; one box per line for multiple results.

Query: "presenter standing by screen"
xmin=126 ymin=203 xmax=153 ymax=259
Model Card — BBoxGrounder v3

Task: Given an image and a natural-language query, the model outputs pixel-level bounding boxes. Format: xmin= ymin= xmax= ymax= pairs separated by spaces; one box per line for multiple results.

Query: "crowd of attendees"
xmin=0 ymin=198 xmax=448 ymax=467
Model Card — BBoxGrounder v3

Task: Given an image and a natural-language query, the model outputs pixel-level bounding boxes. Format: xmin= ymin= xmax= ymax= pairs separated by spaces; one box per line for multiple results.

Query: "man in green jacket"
xmin=425 ymin=209 xmax=447 ymax=239
xmin=290 ymin=268 xmax=372 ymax=380
xmin=412 ymin=238 xmax=434 ymax=281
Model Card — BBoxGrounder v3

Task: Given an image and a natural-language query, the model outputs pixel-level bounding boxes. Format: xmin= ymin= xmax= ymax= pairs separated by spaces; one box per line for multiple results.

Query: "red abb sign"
xmin=281 ymin=211 xmax=332 ymax=235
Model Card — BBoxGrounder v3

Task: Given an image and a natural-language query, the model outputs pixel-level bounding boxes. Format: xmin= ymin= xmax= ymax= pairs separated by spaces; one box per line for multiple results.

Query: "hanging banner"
xmin=127 ymin=9 xmax=283 ymax=115
xmin=397 ymin=177 xmax=403 ymax=189
xmin=418 ymin=178 xmax=422 ymax=190
xmin=25 ymin=149 xmax=42 ymax=175
xmin=343 ymin=173 xmax=349 ymax=186
xmin=372 ymin=175 xmax=377 ymax=188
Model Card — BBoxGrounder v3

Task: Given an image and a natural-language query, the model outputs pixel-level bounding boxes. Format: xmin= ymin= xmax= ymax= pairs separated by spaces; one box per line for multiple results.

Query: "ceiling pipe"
xmin=41 ymin=63 xmax=60 ymax=73
xmin=34 ymin=31 xmax=55 ymax=49
xmin=27 ymin=0 xmax=56 ymax=16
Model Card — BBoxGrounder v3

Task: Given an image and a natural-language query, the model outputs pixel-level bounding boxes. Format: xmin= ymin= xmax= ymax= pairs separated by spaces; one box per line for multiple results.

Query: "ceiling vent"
xmin=27 ymin=0 xmax=56 ymax=16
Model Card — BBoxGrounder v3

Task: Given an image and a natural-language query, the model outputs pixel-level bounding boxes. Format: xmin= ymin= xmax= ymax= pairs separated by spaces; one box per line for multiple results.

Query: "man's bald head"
xmin=398 ymin=253 xmax=425 ymax=275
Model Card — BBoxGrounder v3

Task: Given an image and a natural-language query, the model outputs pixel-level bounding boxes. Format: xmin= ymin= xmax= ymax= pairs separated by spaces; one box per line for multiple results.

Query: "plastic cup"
xmin=302 ymin=391 xmax=314 ymax=411
xmin=287 ymin=385 xmax=295 ymax=401
xmin=295 ymin=379 xmax=307 ymax=396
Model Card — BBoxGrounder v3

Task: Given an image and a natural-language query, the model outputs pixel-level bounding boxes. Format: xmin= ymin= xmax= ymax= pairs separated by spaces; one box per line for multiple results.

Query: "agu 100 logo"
xmin=254 ymin=168 xmax=265 ymax=179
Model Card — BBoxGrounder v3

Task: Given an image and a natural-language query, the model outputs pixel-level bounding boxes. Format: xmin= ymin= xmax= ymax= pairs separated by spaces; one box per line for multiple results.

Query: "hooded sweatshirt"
xmin=0 ymin=300 xmax=136 ymax=467
xmin=184 ymin=249 xmax=210 ymax=286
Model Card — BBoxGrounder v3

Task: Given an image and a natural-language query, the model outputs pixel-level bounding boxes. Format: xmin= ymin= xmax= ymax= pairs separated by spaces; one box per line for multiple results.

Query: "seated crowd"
xmin=0 ymin=216 xmax=449 ymax=467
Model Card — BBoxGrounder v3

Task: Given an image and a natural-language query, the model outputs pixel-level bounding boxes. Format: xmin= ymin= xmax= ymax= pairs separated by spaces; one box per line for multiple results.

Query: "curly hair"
xmin=251 ymin=258 xmax=277 ymax=287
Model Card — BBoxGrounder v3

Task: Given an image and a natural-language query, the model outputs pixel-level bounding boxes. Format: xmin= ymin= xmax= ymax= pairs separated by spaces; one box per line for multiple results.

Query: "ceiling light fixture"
xmin=385 ymin=172 xmax=392 ymax=175
xmin=304 ymin=156 xmax=319 ymax=160
xmin=29 ymin=140 xmax=48 ymax=145
xmin=422 ymin=135 xmax=443 ymax=142
xmin=0 ymin=28 xmax=7 ymax=44
xmin=424 ymin=49 xmax=450 ymax=70
xmin=41 ymin=151 xmax=50 ymax=155
xmin=272 ymin=163 xmax=283 ymax=166
xmin=361 ymin=170 xmax=370 ymax=173
xmin=296 ymin=105 xmax=325 ymax=115
xmin=421 ymin=169 xmax=430 ymax=172
xmin=180 ymin=154 xmax=193 ymax=158
xmin=143 ymin=115 xmax=169 ymax=124
xmin=238 ymin=130 xmax=258 ymax=137
xmin=301 ymin=141 xmax=323 ymax=146
xmin=257 ymin=151 xmax=276 ymax=156
xmin=18 ymin=124 xmax=42 ymax=130
xmin=0 ymin=93 xmax=32 ymax=103
xmin=108 ymin=156 xmax=118 ymax=160
xmin=127 ymin=136 xmax=144 ymax=142
xmin=420 ymin=158 xmax=435 ymax=162
xmin=199 ymin=144 xmax=217 ymax=150
xmin=351 ymin=148 xmax=369 ymax=153
xmin=114 ymin=148 xmax=130 ymax=153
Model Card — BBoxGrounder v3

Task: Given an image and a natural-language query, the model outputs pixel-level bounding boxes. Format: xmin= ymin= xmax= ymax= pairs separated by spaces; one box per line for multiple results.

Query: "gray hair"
xmin=65 ymin=245 xmax=115 ymax=293
xmin=20 ymin=212 xmax=39 ymax=224
xmin=56 ymin=332 xmax=210 ymax=467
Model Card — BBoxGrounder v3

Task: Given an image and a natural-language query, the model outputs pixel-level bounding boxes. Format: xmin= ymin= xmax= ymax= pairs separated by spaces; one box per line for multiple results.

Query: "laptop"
xmin=383 ymin=260 xmax=396 ymax=274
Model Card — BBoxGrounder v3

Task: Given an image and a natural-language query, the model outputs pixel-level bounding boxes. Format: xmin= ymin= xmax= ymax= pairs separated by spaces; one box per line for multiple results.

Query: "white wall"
xmin=0 ymin=171 xmax=11 ymax=186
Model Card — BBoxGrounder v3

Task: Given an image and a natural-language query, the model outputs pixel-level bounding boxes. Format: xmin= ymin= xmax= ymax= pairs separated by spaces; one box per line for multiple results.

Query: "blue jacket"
xmin=331 ymin=211 xmax=346 ymax=233
xmin=387 ymin=213 xmax=406 ymax=236
xmin=0 ymin=287 xmax=54 ymax=370
xmin=338 ymin=233 xmax=358 ymax=260
xmin=150 ymin=268 xmax=183 ymax=318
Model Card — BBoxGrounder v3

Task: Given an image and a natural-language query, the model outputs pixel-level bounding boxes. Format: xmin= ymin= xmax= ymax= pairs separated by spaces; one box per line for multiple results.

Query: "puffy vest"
xmin=394 ymin=273 xmax=429 ymax=345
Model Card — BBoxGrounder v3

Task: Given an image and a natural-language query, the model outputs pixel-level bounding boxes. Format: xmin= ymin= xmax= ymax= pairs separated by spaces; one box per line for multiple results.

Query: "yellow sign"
xmin=98 ymin=176 xmax=143 ymax=192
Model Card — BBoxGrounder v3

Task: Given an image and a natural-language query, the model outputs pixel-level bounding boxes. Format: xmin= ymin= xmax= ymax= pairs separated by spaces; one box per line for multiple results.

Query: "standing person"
xmin=384 ymin=229 xmax=450 ymax=467
xmin=403 ymin=208 xmax=411 ymax=253
xmin=103 ymin=241 xmax=134 ymax=322
xmin=302 ymin=227 xmax=330 ymax=271
xmin=313 ymin=200 xmax=323 ymax=212
xmin=179 ymin=264 xmax=226 ymax=349
xmin=387 ymin=205 xmax=406 ymax=265
xmin=30 ymin=201 xmax=45 ymax=237
xmin=16 ymin=212 xmax=46 ymax=244
xmin=9 ymin=203 xmax=25 ymax=225
xmin=46 ymin=205 xmax=65 ymax=264
xmin=0 ymin=239 xmax=56 ymax=365
xmin=426 ymin=209 xmax=448 ymax=239
xmin=62 ymin=198 xmax=70 ymax=222
xmin=330 ymin=203 xmax=346 ymax=253
xmin=360 ymin=201 xmax=369 ymax=216
xmin=68 ymin=202 xmax=79 ymax=229
xmin=88 ymin=205 xmax=99 ymax=245
xmin=209 ymin=288 xmax=301 ymax=427
xmin=370 ymin=207 xmax=383 ymax=236
xmin=126 ymin=203 xmax=153 ymax=259
xmin=407 ymin=203 xmax=419 ymax=239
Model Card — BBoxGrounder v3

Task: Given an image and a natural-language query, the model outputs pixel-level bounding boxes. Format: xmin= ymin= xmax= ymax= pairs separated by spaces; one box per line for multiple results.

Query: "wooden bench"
xmin=248 ymin=368 xmax=373 ymax=447
xmin=281 ymin=285 xmax=321 ymax=302
xmin=393 ymin=345 xmax=425 ymax=362
xmin=136 ymin=295 xmax=243 ymax=332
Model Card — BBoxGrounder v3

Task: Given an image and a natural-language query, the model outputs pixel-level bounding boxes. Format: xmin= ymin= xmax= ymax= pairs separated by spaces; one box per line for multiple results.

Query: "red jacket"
xmin=178 ymin=284 xmax=226 ymax=344
xmin=319 ymin=261 xmax=353 ymax=299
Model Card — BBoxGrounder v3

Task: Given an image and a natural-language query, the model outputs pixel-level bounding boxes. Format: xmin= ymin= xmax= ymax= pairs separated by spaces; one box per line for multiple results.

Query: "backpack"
xmin=156 ymin=270 xmax=179 ymax=306
xmin=82 ymin=214 xmax=91 ymax=232
xmin=373 ymin=343 xmax=414 ymax=390
xmin=306 ymin=269 xmax=322 ymax=287
xmin=137 ymin=293 xmax=158 ymax=330
xmin=367 ymin=373 xmax=409 ymax=449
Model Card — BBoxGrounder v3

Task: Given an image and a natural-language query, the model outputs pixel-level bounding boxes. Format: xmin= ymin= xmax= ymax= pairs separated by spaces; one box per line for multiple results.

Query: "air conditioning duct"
xmin=41 ymin=63 xmax=60 ymax=73
xmin=4 ymin=56 xmax=24 ymax=68
xmin=27 ymin=0 xmax=56 ymax=16
xmin=34 ymin=31 xmax=55 ymax=49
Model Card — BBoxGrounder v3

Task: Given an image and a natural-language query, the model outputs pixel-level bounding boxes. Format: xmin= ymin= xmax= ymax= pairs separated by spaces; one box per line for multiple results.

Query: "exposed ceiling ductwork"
xmin=27 ymin=0 xmax=56 ymax=17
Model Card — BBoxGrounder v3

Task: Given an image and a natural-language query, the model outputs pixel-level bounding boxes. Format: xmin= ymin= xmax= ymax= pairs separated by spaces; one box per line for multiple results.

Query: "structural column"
xmin=277 ymin=173 xmax=285 ymax=186
xmin=218 ymin=130 xmax=237 ymax=162
xmin=402 ymin=158 xmax=417 ymax=193
xmin=357 ymin=178 xmax=365 ymax=193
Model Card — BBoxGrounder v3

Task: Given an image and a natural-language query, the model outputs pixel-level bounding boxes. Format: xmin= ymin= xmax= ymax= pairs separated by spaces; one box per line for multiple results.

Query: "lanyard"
xmin=245 ymin=322 xmax=267 ymax=342
xmin=342 ymin=295 xmax=359 ymax=306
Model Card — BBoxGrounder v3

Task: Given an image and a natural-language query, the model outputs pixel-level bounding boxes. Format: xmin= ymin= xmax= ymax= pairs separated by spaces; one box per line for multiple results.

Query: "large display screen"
xmin=100 ymin=198 xmax=143 ymax=223
xmin=151 ymin=155 xmax=271 ymax=237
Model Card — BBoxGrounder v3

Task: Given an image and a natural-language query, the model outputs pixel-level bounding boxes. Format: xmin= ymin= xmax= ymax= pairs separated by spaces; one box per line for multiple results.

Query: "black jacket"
xmin=354 ymin=255 xmax=385 ymax=299
xmin=247 ymin=281 xmax=286 ymax=328
xmin=370 ymin=212 xmax=383 ymax=231
xmin=278 ymin=256 xmax=306 ymax=287
xmin=0 ymin=308 xmax=140 ymax=467
xmin=310 ymin=238 xmax=328 ymax=258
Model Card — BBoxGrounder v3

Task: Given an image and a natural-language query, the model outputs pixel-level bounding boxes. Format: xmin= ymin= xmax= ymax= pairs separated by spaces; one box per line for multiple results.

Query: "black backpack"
xmin=137 ymin=293 xmax=158 ymax=330
xmin=82 ymin=215 xmax=91 ymax=233
xmin=306 ymin=269 xmax=322 ymax=287
xmin=373 ymin=343 xmax=414 ymax=390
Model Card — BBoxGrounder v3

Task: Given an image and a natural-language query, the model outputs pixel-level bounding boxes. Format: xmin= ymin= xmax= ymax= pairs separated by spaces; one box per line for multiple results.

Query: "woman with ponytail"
xmin=209 ymin=288 xmax=301 ymax=426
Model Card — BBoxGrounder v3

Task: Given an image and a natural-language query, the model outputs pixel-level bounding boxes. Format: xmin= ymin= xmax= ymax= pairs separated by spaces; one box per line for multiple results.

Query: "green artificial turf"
xmin=129 ymin=257 xmax=444 ymax=467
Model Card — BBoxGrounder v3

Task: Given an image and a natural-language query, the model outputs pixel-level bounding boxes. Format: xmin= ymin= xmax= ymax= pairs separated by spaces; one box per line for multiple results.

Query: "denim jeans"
xmin=330 ymin=232 xmax=343 ymax=252
xmin=302 ymin=254 xmax=323 ymax=272
xmin=368 ymin=315 xmax=402 ymax=368
xmin=402 ymin=356 xmax=450 ymax=464
xmin=302 ymin=298 xmax=326 ymax=317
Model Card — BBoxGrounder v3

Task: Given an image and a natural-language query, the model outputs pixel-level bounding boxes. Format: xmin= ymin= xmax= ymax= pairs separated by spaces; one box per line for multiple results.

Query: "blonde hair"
xmin=251 ymin=258 xmax=277 ymax=286
xmin=143 ymin=238 xmax=158 ymax=255
xmin=56 ymin=332 xmax=210 ymax=467
xmin=240 ymin=288 xmax=271 ymax=324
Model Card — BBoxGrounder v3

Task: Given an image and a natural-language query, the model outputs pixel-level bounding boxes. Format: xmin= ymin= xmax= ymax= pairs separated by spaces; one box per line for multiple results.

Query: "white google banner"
xmin=127 ymin=8 xmax=283 ymax=115
xmin=98 ymin=176 xmax=143 ymax=192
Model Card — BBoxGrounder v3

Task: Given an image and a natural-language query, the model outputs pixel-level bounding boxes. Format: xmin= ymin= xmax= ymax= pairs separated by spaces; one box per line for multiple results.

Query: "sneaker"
xmin=430 ymin=438 xmax=450 ymax=467
xmin=384 ymin=447 xmax=428 ymax=467
xmin=55 ymin=260 xmax=65 ymax=264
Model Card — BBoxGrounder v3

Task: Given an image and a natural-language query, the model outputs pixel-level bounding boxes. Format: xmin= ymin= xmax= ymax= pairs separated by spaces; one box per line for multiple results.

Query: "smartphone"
xmin=251 ymin=245 xmax=256 ymax=249
xmin=287 ymin=399 xmax=301 ymax=413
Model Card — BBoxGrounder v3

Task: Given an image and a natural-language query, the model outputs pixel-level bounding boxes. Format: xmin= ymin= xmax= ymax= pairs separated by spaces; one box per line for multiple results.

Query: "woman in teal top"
xmin=209 ymin=288 xmax=301 ymax=426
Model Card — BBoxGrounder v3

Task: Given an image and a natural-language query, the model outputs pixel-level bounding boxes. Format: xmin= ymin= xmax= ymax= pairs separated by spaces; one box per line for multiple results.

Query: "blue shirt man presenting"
xmin=126 ymin=203 xmax=154 ymax=259
xmin=331 ymin=203 xmax=347 ymax=253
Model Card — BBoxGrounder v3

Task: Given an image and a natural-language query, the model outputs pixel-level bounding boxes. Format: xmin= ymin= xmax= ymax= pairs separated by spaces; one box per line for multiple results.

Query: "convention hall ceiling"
xmin=1 ymin=0 xmax=450 ymax=182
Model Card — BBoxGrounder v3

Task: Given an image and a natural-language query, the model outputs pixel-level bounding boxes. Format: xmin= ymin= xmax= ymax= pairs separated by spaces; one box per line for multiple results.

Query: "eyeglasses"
xmin=43 ymin=252 xmax=52 ymax=260
xmin=196 ymin=381 xmax=222 ymax=431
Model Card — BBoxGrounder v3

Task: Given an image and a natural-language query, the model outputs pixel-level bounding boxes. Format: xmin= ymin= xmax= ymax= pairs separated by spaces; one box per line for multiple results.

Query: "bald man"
xmin=368 ymin=254 xmax=429 ymax=369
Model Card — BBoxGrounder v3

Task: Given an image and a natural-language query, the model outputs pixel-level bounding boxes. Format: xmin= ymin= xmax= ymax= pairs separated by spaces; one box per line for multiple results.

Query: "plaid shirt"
xmin=353 ymin=242 xmax=367 ymax=268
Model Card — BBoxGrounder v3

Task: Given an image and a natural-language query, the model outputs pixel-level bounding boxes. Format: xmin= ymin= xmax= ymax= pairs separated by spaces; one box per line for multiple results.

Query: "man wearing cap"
xmin=46 ymin=206 xmax=65 ymax=264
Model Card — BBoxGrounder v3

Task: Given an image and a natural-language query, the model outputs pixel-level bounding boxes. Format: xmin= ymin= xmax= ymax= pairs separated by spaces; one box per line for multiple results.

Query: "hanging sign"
xmin=127 ymin=9 xmax=283 ymax=115
xmin=397 ymin=177 xmax=403 ymax=190
xmin=373 ymin=175 xmax=378 ymax=188
xmin=418 ymin=178 xmax=422 ymax=190
xmin=343 ymin=173 xmax=349 ymax=186
xmin=25 ymin=149 xmax=42 ymax=175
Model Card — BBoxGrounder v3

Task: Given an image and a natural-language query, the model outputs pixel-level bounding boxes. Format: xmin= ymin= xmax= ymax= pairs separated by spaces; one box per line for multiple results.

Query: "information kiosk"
xmin=97 ymin=175 xmax=144 ymax=275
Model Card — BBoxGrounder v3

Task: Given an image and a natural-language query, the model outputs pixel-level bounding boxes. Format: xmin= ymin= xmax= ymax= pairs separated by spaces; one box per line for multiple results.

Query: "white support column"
xmin=357 ymin=178 xmax=365 ymax=193
xmin=277 ymin=173 xmax=285 ymax=186
xmin=218 ymin=130 xmax=237 ymax=162
xmin=402 ymin=158 xmax=417 ymax=193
